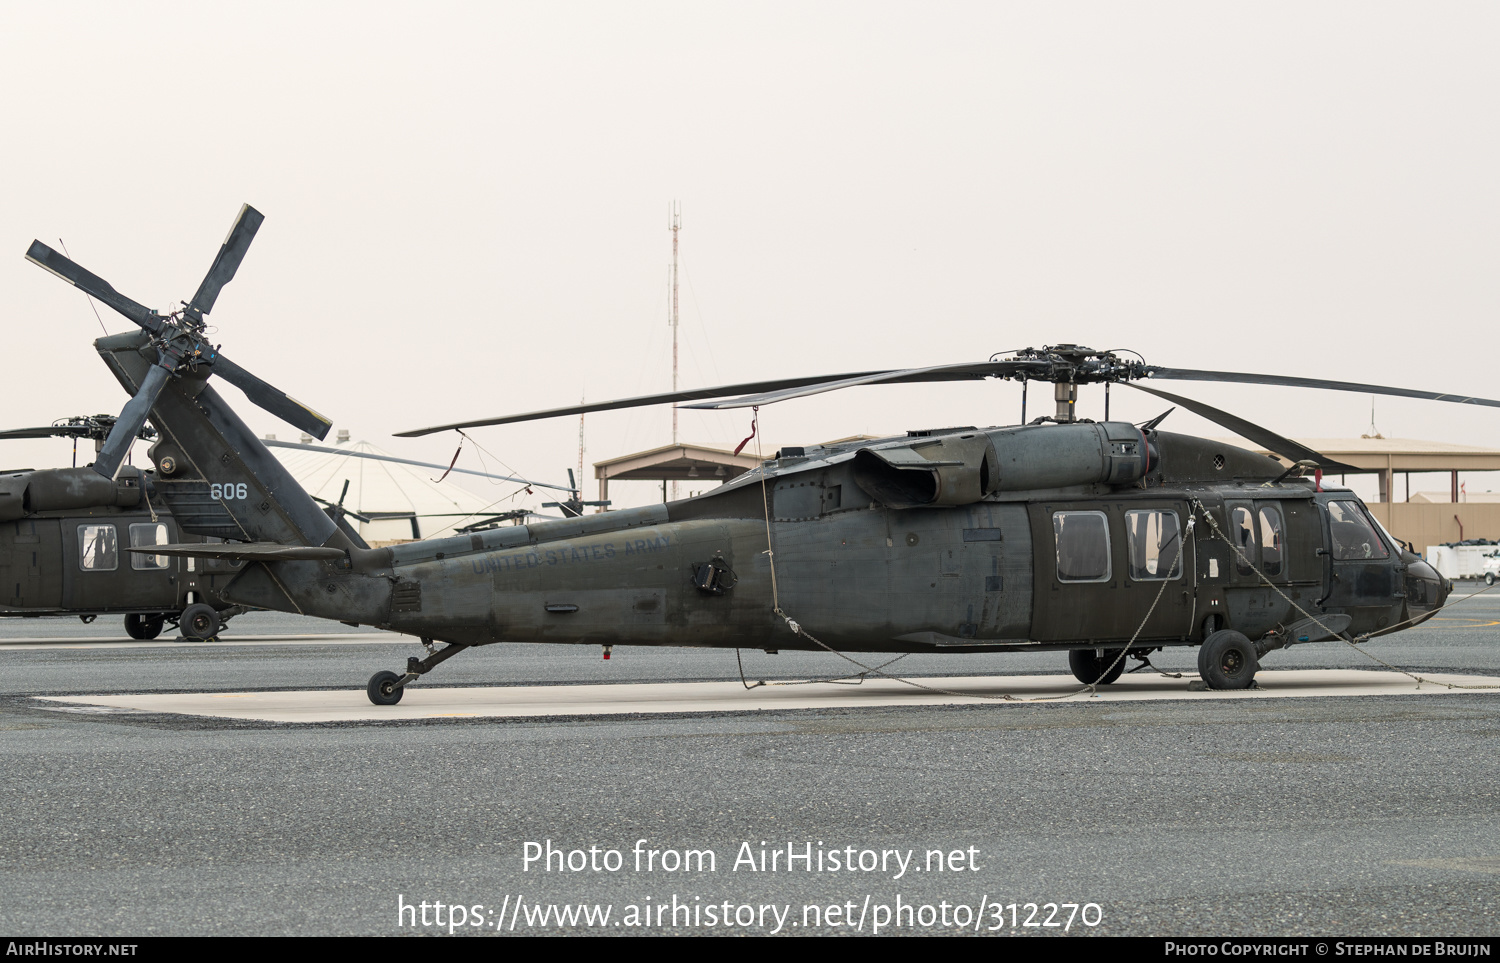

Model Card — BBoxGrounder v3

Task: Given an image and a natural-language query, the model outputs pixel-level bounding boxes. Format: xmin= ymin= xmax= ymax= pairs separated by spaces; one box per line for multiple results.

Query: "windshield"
xmin=1327 ymin=500 xmax=1390 ymax=560
xmin=1369 ymin=516 xmax=1404 ymax=556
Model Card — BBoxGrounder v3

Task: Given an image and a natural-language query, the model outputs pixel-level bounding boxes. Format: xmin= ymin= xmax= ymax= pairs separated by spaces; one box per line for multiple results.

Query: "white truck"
xmin=1427 ymin=543 xmax=1500 ymax=582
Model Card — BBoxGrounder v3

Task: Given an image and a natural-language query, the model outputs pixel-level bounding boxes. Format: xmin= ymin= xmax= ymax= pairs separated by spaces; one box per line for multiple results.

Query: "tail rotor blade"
xmin=190 ymin=204 xmax=264 ymax=316
xmin=210 ymin=353 xmax=333 ymax=441
xmin=25 ymin=241 xmax=159 ymax=332
xmin=93 ymin=365 xmax=171 ymax=479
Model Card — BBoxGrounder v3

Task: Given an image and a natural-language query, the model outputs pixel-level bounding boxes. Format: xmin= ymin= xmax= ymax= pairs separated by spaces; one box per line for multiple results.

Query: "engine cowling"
xmin=851 ymin=422 xmax=1152 ymax=509
xmin=0 ymin=467 xmax=145 ymax=521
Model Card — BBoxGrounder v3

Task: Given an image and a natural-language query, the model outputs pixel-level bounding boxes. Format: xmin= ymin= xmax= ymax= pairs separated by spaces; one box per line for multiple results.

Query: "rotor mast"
xmin=668 ymin=202 xmax=680 ymax=498
xmin=1055 ymin=381 xmax=1078 ymax=423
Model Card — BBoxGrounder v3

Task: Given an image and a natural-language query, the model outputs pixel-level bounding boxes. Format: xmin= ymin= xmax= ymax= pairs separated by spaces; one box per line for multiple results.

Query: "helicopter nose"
xmin=1402 ymin=554 xmax=1449 ymax=625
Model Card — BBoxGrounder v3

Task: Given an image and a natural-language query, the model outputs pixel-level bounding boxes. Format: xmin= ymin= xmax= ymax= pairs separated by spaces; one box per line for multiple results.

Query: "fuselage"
xmin=218 ymin=427 xmax=1448 ymax=656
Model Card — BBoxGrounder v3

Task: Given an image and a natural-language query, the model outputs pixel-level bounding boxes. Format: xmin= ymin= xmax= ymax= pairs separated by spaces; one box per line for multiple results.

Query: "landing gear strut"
xmin=367 ymin=638 xmax=469 ymax=705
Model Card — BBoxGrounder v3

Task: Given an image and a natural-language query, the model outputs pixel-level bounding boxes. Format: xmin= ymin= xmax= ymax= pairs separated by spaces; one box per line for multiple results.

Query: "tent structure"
xmin=268 ymin=434 xmax=534 ymax=544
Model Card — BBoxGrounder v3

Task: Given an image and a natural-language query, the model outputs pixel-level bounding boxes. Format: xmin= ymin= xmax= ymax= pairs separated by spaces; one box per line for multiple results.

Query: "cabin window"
xmin=77 ymin=524 xmax=118 ymax=572
xmin=129 ymin=522 xmax=171 ymax=571
xmin=1053 ymin=511 xmax=1111 ymax=582
xmin=1230 ymin=505 xmax=1257 ymax=575
xmin=1125 ymin=510 xmax=1182 ymax=580
xmin=1328 ymin=500 xmax=1389 ymax=560
xmin=1258 ymin=505 xmax=1284 ymax=577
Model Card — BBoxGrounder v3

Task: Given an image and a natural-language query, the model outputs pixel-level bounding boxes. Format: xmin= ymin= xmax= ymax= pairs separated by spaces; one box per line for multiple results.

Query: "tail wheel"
xmin=1197 ymin=630 xmax=1259 ymax=690
xmin=367 ymin=671 xmax=404 ymax=706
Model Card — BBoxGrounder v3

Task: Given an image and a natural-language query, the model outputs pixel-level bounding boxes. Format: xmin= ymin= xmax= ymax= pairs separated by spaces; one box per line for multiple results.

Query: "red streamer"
xmin=733 ymin=407 xmax=759 ymax=456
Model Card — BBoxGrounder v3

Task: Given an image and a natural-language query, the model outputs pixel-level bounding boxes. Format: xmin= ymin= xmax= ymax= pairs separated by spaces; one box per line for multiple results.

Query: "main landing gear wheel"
xmin=1198 ymin=629 xmax=1259 ymax=690
xmin=123 ymin=613 xmax=165 ymax=640
xmin=368 ymin=671 xmax=404 ymax=706
xmin=178 ymin=603 xmax=220 ymax=641
xmin=1068 ymin=648 xmax=1126 ymax=685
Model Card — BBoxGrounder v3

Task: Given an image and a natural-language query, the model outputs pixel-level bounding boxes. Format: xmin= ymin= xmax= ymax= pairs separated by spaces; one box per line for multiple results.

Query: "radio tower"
xmin=668 ymin=202 xmax=681 ymax=499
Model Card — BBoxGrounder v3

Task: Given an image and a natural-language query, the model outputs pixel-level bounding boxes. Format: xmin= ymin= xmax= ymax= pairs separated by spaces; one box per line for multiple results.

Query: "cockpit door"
xmin=1318 ymin=496 xmax=1402 ymax=634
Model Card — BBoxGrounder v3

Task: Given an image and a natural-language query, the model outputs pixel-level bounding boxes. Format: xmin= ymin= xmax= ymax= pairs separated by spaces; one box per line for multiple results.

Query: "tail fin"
xmin=96 ymin=331 xmax=340 ymax=550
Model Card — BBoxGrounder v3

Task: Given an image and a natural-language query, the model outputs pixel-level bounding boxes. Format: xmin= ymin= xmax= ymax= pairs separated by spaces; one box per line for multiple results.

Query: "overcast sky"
xmin=3 ymin=2 xmax=1497 ymax=510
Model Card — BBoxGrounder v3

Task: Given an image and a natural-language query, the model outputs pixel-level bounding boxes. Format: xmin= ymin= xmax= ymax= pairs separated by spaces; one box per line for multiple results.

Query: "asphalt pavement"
xmin=1 ymin=592 xmax=1498 ymax=937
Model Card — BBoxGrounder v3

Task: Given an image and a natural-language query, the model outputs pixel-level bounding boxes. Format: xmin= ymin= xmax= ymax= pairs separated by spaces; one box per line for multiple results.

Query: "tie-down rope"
xmin=736 ymin=410 xmax=1185 ymax=702
xmin=1191 ymin=498 xmax=1500 ymax=692
xmin=734 ymin=405 xmax=1496 ymax=698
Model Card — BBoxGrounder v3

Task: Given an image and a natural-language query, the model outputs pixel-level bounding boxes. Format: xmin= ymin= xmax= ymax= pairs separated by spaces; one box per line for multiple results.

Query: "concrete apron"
xmin=32 ymin=669 xmax=1500 ymax=724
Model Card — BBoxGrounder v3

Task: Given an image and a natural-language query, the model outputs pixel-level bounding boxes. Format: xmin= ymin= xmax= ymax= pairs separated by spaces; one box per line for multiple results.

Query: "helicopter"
xmin=0 ymin=413 xmax=572 ymax=640
xmin=1 ymin=414 xmax=246 ymax=640
xmin=24 ymin=205 xmax=1478 ymax=705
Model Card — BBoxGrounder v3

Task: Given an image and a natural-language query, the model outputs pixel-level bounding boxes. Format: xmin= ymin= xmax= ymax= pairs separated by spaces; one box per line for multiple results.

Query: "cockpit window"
xmin=1126 ymin=509 xmax=1182 ymax=580
xmin=1328 ymin=500 xmax=1389 ymax=560
xmin=1053 ymin=511 xmax=1111 ymax=582
xmin=1230 ymin=505 xmax=1257 ymax=575
xmin=1258 ymin=505 xmax=1284 ymax=577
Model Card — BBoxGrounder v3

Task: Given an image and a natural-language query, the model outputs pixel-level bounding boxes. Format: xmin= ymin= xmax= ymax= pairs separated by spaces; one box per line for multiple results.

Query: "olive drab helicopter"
xmin=0 ymin=413 xmax=573 ymax=641
xmin=1 ymin=413 xmax=243 ymax=639
xmin=25 ymin=205 xmax=1476 ymax=705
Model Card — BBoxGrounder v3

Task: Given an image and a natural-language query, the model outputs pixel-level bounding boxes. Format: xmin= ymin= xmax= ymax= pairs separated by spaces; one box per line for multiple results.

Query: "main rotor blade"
xmin=679 ymin=361 xmax=1033 ymax=410
xmin=1144 ymin=367 xmax=1500 ymax=409
xmin=0 ymin=424 xmax=149 ymax=441
xmin=94 ymin=365 xmax=171 ymax=479
xmin=262 ymin=439 xmax=573 ymax=491
xmin=1125 ymin=383 xmax=1358 ymax=473
xmin=0 ymin=427 xmax=81 ymax=440
xmin=25 ymin=241 xmax=159 ymax=332
xmin=190 ymin=204 xmax=264 ymax=316
xmin=394 ymin=371 xmax=894 ymax=436
xmin=210 ymin=354 xmax=333 ymax=441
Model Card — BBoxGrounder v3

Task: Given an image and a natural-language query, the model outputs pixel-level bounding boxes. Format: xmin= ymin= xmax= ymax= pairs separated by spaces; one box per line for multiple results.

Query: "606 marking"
xmin=211 ymin=482 xmax=249 ymax=500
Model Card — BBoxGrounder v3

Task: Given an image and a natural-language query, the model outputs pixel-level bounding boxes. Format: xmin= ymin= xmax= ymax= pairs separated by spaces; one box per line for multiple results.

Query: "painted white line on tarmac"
xmin=0 ymin=633 xmax=412 ymax=651
xmin=34 ymin=669 xmax=1500 ymax=724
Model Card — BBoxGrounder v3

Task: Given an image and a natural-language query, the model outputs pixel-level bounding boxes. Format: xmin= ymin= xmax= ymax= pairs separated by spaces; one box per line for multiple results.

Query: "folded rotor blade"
xmin=190 ymin=204 xmax=264 ymax=316
xmin=25 ymin=241 xmax=159 ymax=332
xmin=94 ymin=365 xmax=171 ymax=479
xmin=394 ymin=371 xmax=895 ymax=436
xmin=679 ymin=361 xmax=1032 ymax=410
xmin=1144 ymin=367 xmax=1500 ymax=409
xmin=1125 ymin=383 xmax=1358 ymax=472
xmin=210 ymin=354 xmax=333 ymax=441
xmin=262 ymin=439 xmax=573 ymax=491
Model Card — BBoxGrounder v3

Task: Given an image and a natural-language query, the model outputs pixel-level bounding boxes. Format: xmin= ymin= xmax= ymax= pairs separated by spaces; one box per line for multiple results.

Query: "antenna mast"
xmin=668 ymin=201 xmax=681 ymax=499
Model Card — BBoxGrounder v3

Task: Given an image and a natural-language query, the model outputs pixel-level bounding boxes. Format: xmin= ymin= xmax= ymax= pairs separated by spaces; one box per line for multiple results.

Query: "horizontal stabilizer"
xmin=126 ymin=542 xmax=346 ymax=562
